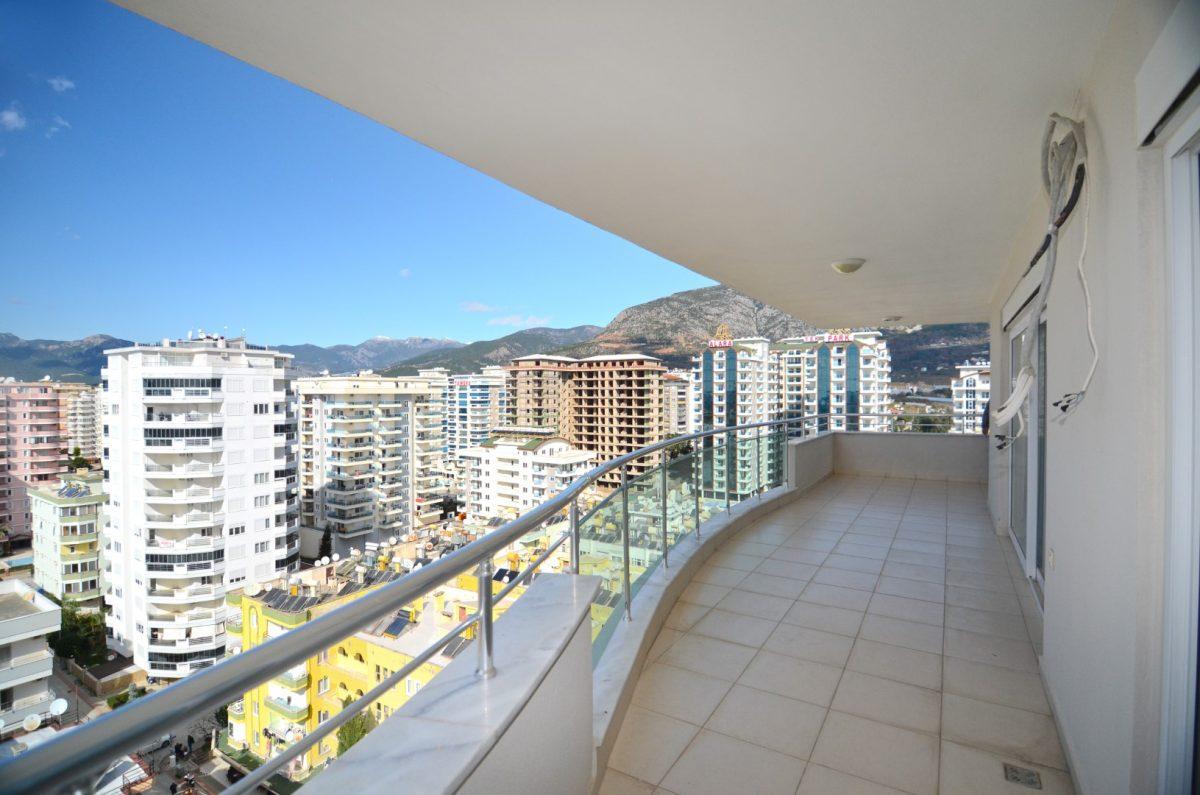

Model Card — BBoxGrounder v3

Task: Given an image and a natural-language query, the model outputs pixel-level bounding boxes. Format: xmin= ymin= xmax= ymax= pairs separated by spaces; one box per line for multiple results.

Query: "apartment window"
xmin=316 ymin=649 xmax=328 ymax=664
xmin=405 ymin=679 xmax=422 ymax=697
xmin=253 ymin=403 xmax=269 ymax=415
xmin=228 ymin=524 xmax=245 ymax=536
xmin=254 ymin=541 xmax=269 ymax=554
xmin=254 ymin=473 xmax=269 ymax=484
xmin=317 ymin=676 xmax=329 ymax=695
xmin=254 ymin=495 xmax=269 ymax=508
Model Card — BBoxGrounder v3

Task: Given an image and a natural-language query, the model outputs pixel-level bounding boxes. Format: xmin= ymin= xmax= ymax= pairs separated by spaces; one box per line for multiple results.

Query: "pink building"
xmin=0 ymin=382 xmax=72 ymax=542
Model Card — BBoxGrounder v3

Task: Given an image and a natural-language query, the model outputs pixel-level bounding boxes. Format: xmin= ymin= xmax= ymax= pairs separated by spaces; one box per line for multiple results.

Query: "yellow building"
xmin=223 ymin=556 xmax=523 ymax=782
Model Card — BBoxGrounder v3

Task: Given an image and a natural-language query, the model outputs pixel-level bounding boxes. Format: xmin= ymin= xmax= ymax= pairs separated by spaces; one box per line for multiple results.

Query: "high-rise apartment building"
xmin=662 ymin=370 xmax=693 ymax=437
xmin=0 ymin=580 xmax=59 ymax=738
xmin=0 ymin=381 xmax=70 ymax=542
xmin=101 ymin=335 xmax=298 ymax=679
xmin=504 ymin=355 xmax=574 ymax=429
xmin=691 ymin=337 xmax=783 ymax=499
xmin=419 ymin=367 xmax=507 ymax=458
xmin=59 ymin=384 xmax=102 ymax=463
xmin=951 ymin=360 xmax=991 ymax=434
xmin=560 ymin=355 xmax=665 ymax=488
xmin=296 ymin=373 xmax=444 ymax=554
xmin=30 ymin=469 xmax=105 ymax=610
xmin=772 ymin=330 xmax=892 ymax=431
xmin=458 ymin=428 xmax=595 ymax=520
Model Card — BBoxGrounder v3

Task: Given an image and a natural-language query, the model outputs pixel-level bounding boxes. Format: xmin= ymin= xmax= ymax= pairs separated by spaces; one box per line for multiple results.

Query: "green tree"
xmin=336 ymin=699 xmax=377 ymax=754
xmin=67 ymin=446 xmax=89 ymax=469
xmin=319 ymin=526 xmax=333 ymax=561
xmin=913 ymin=415 xmax=952 ymax=434
xmin=50 ymin=603 xmax=108 ymax=666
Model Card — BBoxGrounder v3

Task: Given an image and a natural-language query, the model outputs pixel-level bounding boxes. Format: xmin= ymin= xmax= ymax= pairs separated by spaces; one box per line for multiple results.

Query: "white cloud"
xmin=460 ymin=301 xmax=499 ymax=313
xmin=487 ymin=314 xmax=552 ymax=328
xmin=1 ymin=103 xmax=27 ymax=132
xmin=45 ymin=115 xmax=71 ymax=139
xmin=399 ymin=268 xmax=412 ymax=278
xmin=47 ymin=76 xmax=75 ymax=93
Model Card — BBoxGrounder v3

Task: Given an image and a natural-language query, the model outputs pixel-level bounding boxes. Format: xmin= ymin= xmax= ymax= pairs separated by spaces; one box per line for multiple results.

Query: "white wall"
xmin=985 ymin=1 xmax=1178 ymax=789
xmin=833 ymin=433 xmax=987 ymax=483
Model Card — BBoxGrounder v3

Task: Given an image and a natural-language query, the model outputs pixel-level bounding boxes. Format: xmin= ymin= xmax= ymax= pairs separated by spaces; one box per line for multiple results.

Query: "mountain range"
xmin=0 ymin=286 xmax=986 ymax=386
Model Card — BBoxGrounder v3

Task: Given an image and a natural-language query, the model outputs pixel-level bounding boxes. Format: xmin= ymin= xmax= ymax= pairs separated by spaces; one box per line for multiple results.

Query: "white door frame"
xmin=1006 ymin=307 xmax=1042 ymax=585
xmin=1161 ymin=98 xmax=1200 ymax=795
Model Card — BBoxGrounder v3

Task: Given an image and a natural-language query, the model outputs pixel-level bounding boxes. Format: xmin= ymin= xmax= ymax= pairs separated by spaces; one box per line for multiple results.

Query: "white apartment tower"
xmin=59 ymin=384 xmax=102 ymax=463
xmin=101 ymin=335 xmax=298 ymax=679
xmin=296 ymin=373 xmax=445 ymax=555
xmin=773 ymin=330 xmax=892 ymax=431
xmin=420 ymin=367 xmax=508 ymax=457
xmin=662 ymin=370 xmax=693 ymax=437
xmin=458 ymin=429 xmax=595 ymax=520
xmin=691 ymin=336 xmax=783 ymax=500
xmin=951 ymin=360 xmax=991 ymax=434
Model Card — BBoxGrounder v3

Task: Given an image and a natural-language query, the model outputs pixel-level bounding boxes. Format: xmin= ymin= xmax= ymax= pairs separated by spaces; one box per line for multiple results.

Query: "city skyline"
xmin=0 ymin=0 xmax=714 ymax=347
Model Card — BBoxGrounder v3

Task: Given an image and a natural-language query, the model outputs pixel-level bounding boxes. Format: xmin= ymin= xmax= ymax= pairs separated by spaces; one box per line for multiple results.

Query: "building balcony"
xmin=147 ymin=584 xmax=225 ymax=604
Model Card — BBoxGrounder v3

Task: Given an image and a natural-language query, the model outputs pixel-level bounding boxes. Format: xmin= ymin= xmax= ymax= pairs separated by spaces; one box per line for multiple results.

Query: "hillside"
xmin=277 ymin=336 xmax=462 ymax=375
xmin=0 ymin=333 xmax=131 ymax=383
xmin=881 ymin=324 xmax=990 ymax=384
xmin=383 ymin=326 xmax=602 ymax=375
xmin=554 ymin=285 xmax=818 ymax=369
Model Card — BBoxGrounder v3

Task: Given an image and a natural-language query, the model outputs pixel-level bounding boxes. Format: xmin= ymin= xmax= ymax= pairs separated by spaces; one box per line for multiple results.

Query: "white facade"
xmin=101 ymin=335 xmax=298 ymax=679
xmin=458 ymin=431 xmax=594 ymax=520
xmin=420 ymin=367 xmax=508 ymax=458
xmin=662 ymin=371 xmax=692 ymax=437
xmin=773 ymin=330 xmax=892 ymax=431
xmin=950 ymin=361 xmax=990 ymax=434
xmin=30 ymin=470 xmax=105 ymax=609
xmin=296 ymin=374 xmax=444 ymax=552
xmin=0 ymin=580 xmax=59 ymax=738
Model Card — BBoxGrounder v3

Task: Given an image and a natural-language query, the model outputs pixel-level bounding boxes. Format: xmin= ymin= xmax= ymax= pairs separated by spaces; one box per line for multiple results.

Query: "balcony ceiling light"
xmin=830 ymin=258 xmax=865 ymax=275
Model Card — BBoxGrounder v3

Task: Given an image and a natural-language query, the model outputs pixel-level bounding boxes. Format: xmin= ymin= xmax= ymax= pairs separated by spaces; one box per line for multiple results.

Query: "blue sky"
xmin=0 ymin=0 xmax=713 ymax=347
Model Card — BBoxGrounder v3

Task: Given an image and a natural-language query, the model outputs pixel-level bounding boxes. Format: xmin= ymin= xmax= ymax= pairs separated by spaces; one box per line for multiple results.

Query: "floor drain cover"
xmin=1003 ymin=763 xmax=1043 ymax=789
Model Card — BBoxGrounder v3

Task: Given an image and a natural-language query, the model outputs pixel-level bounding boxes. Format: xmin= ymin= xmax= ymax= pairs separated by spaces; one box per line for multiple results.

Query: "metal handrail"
xmin=0 ymin=411 xmax=958 ymax=794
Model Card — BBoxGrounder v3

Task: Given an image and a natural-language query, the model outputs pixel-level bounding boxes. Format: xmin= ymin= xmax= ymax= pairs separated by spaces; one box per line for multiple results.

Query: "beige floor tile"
xmin=939 ymin=740 xmax=1076 ymax=794
xmin=599 ymin=769 xmax=658 ymax=795
xmin=881 ymin=561 xmax=945 ymax=584
xmin=810 ymin=711 xmax=939 ymax=795
xmin=802 ymin=582 xmax=874 ymax=611
xmin=947 ymin=542 xmax=1005 ymax=561
xmin=665 ymin=601 xmax=709 ymax=631
xmin=692 ymin=564 xmax=749 ymax=588
xmin=692 ymin=608 xmax=778 ymax=648
xmin=813 ymin=567 xmax=880 ymax=592
xmin=947 ymin=555 xmax=1010 ymax=576
xmin=727 ymin=540 xmax=781 ymax=558
xmin=846 ymin=638 xmax=942 ymax=691
xmin=647 ymin=627 xmax=684 ymax=664
xmin=831 ymin=670 xmax=941 ymax=734
xmin=824 ymin=553 xmax=885 ymax=575
xmin=859 ymin=614 xmax=944 ymax=655
xmin=764 ymin=622 xmax=854 ymax=667
xmin=735 ymin=571 xmax=808 ymax=599
xmin=680 ymin=582 xmax=732 ymax=608
xmin=945 ymin=569 xmax=1013 ymax=594
xmin=707 ymin=550 xmax=764 ymax=572
xmin=609 ymin=705 xmax=700 ymax=784
xmin=661 ymin=729 xmax=807 ymax=795
xmin=755 ymin=558 xmax=820 ymax=581
xmin=770 ymin=545 xmax=830 ymax=565
xmin=875 ymin=575 xmax=944 ymax=603
xmin=706 ymin=683 xmax=827 ymax=758
xmin=945 ymin=605 xmax=1030 ymax=641
xmin=782 ymin=601 xmax=866 ymax=637
xmin=738 ymin=650 xmax=843 ymax=706
xmin=715 ymin=588 xmax=794 ymax=621
xmin=842 ymin=532 xmax=893 ymax=549
xmin=783 ymin=537 xmax=838 ymax=554
xmin=942 ymin=657 xmax=1050 ymax=715
xmin=659 ymin=632 xmax=759 ymax=682
xmin=886 ymin=549 xmax=945 ymax=568
xmin=868 ymin=593 xmax=945 ymax=626
xmin=834 ymin=542 xmax=889 ymax=560
xmin=942 ymin=693 xmax=1066 ymax=770
xmin=946 ymin=585 xmax=1022 ymax=616
xmin=633 ymin=662 xmax=733 ymax=725
xmin=891 ymin=539 xmax=944 ymax=555
xmin=797 ymin=764 xmax=909 ymax=794
xmin=944 ymin=629 xmax=1039 ymax=673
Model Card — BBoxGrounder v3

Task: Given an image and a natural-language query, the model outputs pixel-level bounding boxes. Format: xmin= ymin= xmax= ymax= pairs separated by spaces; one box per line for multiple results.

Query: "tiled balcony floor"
xmin=600 ymin=475 xmax=1069 ymax=795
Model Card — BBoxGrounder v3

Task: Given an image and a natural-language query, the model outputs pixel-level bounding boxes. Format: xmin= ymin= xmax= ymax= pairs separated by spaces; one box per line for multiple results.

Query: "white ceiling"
xmin=114 ymin=0 xmax=1115 ymax=326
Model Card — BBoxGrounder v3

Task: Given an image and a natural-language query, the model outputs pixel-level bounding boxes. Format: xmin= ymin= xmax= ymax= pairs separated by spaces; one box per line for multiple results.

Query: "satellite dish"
xmin=22 ymin=714 xmax=40 ymax=732
xmin=285 ymin=730 xmax=295 ymax=742
xmin=331 ymin=553 xmax=341 ymax=562
xmin=388 ymin=537 xmax=398 ymax=546
xmin=50 ymin=699 xmax=68 ymax=717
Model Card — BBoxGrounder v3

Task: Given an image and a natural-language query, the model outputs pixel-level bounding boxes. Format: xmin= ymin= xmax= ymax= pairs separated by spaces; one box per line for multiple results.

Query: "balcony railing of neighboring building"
xmin=0 ymin=412 xmax=967 ymax=794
